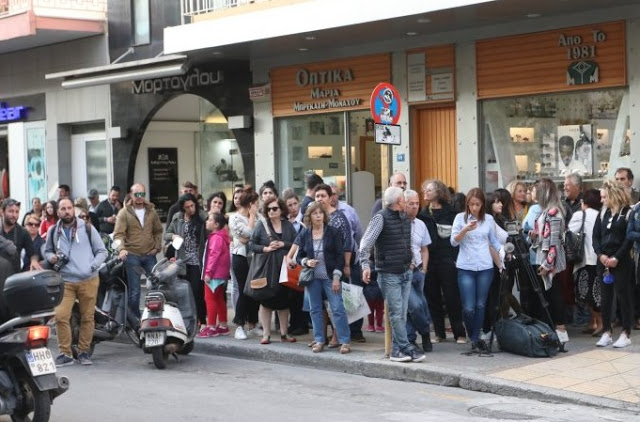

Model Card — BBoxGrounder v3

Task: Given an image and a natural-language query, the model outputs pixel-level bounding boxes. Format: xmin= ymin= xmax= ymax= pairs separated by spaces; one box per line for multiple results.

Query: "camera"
xmin=505 ymin=220 xmax=521 ymax=236
xmin=53 ymin=252 xmax=69 ymax=272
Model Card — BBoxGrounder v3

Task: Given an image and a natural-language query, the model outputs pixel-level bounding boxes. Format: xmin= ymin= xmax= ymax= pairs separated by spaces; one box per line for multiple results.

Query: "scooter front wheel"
xmin=11 ymin=374 xmax=51 ymax=422
xmin=151 ymin=347 xmax=168 ymax=369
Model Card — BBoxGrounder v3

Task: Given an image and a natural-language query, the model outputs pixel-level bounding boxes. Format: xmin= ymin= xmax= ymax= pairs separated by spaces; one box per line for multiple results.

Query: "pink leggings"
xmin=204 ymin=284 xmax=227 ymax=326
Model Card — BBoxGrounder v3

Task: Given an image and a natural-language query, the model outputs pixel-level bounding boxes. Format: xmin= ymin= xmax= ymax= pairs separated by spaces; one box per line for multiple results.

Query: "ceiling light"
xmin=211 ymin=51 xmax=222 ymax=56
xmin=417 ymin=18 xmax=431 ymax=23
xmin=298 ymin=47 xmax=309 ymax=52
xmin=405 ymin=31 xmax=419 ymax=36
xmin=304 ymin=35 xmax=316 ymax=41
xmin=525 ymin=13 xmax=541 ymax=18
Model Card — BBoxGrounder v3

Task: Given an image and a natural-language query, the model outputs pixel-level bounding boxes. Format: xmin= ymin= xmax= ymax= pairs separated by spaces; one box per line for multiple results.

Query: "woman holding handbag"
xmin=568 ymin=189 xmax=601 ymax=335
xmin=593 ymin=180 xmax=634 ymax=348
xmin=295 ymin=202 xmax=351 ymax=354
xmin=248 ymin=197 xmax=298 ymax=345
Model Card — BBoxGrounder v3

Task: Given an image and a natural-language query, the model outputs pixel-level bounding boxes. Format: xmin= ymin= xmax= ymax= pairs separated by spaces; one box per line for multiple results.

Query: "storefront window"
xmin=482 ymin=89 xmax=628 ymax=190
xmin=275 ymin=111 xmax=389 ymax=202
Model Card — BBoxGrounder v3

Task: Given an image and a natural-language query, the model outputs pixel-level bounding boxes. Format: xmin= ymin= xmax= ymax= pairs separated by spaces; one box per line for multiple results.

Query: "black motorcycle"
xmin=70 ymin=238 xmax=140 ymax=357
xmin=0 ymin=268 xmax=69 ymax=422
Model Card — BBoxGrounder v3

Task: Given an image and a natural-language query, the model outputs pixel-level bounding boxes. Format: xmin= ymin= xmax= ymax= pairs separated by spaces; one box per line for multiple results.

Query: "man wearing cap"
xmin=95 ymin=186 xmax=122 ymax=234
xmin=114 ymin=183 xmax=163 ymax=318
xmin=1 ymin=198 xmax=41 ymax=272
xmin=165 ymin=181 xmax=197 ymax=229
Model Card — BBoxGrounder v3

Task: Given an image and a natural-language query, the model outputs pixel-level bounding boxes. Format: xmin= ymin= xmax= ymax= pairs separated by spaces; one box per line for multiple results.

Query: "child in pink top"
xmin=199 ymin=213 xmax=231 ymax=338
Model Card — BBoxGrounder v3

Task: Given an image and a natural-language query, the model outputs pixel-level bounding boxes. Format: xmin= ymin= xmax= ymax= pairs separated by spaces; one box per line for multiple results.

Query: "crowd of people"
xmin=2 ymin=165 xmax=639 ymax=367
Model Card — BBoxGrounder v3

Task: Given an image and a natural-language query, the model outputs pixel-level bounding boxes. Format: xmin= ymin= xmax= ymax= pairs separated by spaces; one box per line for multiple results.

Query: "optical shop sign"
xmin=270 ymin=54 xmax=391 ymax=117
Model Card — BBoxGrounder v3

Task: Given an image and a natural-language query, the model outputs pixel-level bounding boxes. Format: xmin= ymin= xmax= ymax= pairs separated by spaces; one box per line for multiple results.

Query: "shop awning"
xmin=45 ymin=54 xmax=188 ymax=89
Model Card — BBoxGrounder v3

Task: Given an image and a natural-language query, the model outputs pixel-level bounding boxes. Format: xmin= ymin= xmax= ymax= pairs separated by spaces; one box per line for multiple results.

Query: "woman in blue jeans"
xmin=295 ymin=202 xmax=351 ymax=354
xmin=451 ymin=188 xmax=502 ymax=353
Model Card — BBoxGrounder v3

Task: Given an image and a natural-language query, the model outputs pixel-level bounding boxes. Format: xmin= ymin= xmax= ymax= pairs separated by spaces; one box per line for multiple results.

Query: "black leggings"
xmin=424 ymin=260 xmax=466 ymax=339
xmin=232 ymin=255 xmax=259 ymax=326
xmin=185 ymin=264 xmax=206 ymax=325
xmin=600 ymin=259 xmax=635 ymax=334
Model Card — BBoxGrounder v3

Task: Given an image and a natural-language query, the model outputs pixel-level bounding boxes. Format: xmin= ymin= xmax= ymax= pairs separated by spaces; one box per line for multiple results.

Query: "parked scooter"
xmin=139 ymin=237 xmax=197 ymax=369
xmin=70 ymin=238 xmax=140 ymax=357
xmin=0 ymin=268 xmax=69 ymax=422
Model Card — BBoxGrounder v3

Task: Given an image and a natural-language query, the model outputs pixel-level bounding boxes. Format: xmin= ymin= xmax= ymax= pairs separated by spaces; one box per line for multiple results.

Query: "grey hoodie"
xmin=44 ymin=219 xmax=107 ymax=282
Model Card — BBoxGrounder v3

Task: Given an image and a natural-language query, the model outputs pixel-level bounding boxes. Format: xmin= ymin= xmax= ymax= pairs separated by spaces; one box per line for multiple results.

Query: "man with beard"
xmin=95 ymin=185 xmax=122 ymax=234
xmin=1 ymin=198 xmax=41 ymax=273
xmin=44 ymin=198 xmax=107 ymax=366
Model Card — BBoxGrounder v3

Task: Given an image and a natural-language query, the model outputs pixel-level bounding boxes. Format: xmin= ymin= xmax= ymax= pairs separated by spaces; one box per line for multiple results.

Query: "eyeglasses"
xmin=26 ymin=222 xmax=39 ymax=227
xmin=133 ymin=192 xmax=146 ymax=198
xmin=267 ymin=207 xmax=280 ymax=212
xmin=78 ymin=215 xmax=88 ymax=220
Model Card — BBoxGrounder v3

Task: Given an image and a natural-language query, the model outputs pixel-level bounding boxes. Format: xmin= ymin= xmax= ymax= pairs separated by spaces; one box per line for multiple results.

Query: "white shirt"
xmin=451 ymin=213 xmax=502 ymax=271
xmin=568 ymin=208 xmax=598 ymax=270
xmin=411 ymin=218 xmax=431 ymax=266
xmin=134 ymin=208 xmax=145 ymax=227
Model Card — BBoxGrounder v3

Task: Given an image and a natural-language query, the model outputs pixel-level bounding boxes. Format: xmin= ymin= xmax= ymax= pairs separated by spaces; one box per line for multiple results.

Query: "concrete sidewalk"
xmin=194 ymin=324 xmax=640 ymax=413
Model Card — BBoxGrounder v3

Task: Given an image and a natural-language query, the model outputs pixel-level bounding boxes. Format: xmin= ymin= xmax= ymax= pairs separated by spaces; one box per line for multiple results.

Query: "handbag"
xmin=564 ymin=211 xmax=586 ymax=264
xmin=494 ymin=314 xmax=560 ymax=358
xmin=298 ymin=266 xmax=314 ymax=287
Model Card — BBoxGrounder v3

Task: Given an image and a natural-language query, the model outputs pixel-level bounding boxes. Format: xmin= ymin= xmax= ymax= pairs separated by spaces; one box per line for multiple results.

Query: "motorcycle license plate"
xmin=145 ymin=332 xmax=165 ymax=347
xmin=25 ymin=348 xmax=56 ymax=376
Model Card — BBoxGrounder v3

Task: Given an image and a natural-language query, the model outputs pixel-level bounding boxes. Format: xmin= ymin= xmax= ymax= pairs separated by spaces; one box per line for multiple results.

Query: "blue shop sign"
xmin=0 ymin=102 xmax=28 ymax=122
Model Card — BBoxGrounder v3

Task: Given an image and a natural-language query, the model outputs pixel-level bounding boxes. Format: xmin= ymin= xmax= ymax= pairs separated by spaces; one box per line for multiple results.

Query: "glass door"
xmin=71 ymin=132 xmax=110 ymax=198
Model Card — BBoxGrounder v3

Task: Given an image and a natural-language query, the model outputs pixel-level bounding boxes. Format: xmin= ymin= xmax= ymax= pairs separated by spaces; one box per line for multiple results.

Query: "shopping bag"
xmin=279 ymin=260 xmax=304 ymax=292
xmin=325 ymin=282 xmax=371 ymax=324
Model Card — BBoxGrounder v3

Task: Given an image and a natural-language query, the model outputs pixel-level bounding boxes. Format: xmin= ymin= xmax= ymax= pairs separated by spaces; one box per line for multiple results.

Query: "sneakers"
xmin=596 ymin=332 xmax=613 ymax=347
xmin=421 ymin=334 xmax=433 ymax=353
xmin=375 ymin=326 xmax=385 ymax=333
xmin=365 ymin=324 xmax=375 ymax=332
xmin=471 ymin=340 xmax=488 ymax=353
xmin=389 ymin=350 xmax=412 ymax=363
xmin=556 ymin=329 xmax=569 ymax=344
xmin=217 ymin=326 xmax=230 ymax=336
xmin=77 ymin=352 xmax=93 ymax=366
xmin=234 ymin=326 xmax=248 ymax=340
xmin=197 ymin=326 xmax=219 ymax=338
xmin=613 ymin=332 xmax=632 ymax=348
xmin=55 ymin=353 xmax=74 ymax=367
xmin=409 ymin=348 xmax=426 ymax=362
xmin=351 ymin=333 xmax=366 ymax=343
xmin=250 ymin=326 xmax=264 ymax=337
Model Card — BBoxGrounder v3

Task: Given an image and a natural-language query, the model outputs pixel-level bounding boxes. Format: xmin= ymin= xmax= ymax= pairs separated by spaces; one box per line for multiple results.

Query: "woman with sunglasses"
xmin=593 ymin=180 xmax=634 ymax=348
xmin=248 ymin=197 xmax=297 ymax=344
xmin=22 ymin=214 xmax=44 ymax=271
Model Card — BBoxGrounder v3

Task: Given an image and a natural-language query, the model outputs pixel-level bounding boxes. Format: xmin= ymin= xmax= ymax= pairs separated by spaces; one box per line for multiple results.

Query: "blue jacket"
xmin=626 ymin=203 xmax=640 ymax=256
xmin=44 ymin=219 xmax=108 ymax=282
xmin=295 ymin=225 xmax=345 ymax=279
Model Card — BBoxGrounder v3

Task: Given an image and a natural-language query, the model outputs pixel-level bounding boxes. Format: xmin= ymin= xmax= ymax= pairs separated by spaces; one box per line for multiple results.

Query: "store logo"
xmin=0 ymin=102 xmax=28 ymax=122
xmin=559 ymin=29 xmax=605 ymax=86
xmin=132 ymin=69 xmax=223 ymax=94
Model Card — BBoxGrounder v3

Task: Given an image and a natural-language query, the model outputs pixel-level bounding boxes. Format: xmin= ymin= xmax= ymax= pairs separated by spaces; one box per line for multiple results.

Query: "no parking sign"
xmin=370 ymin=82 xmax=401 ymax=125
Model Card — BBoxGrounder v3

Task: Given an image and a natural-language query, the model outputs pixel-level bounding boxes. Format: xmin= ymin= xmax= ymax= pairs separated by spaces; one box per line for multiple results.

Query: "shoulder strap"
xmin=86 ymin=223 xmax=93 ymax=250
xmin=258 ymin=214 xmax=274 ymax=240
xmin=579 ymin=210 xmax=586 ymax=232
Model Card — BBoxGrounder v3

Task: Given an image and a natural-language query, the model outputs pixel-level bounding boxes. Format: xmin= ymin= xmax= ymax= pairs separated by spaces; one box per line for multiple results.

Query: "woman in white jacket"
xmin=568 ymin=188 xmax=602 ymax=335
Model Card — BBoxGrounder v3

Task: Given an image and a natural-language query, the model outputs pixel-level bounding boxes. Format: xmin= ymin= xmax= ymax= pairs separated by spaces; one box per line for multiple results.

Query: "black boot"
xmin=422 ymin=334 xmax=433 ymax=353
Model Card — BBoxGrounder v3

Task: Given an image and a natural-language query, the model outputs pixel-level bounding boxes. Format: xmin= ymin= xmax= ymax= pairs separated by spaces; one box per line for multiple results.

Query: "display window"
xmin=481 ymin=89 xmax=628 ymax=190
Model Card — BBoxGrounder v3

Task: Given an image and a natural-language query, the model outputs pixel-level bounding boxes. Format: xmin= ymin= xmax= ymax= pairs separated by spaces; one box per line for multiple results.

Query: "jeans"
xmin=307 ymin=278 xmax=351 ymax=344
xmin=124 ymin=253 xmax=157 ymax=319
xmin=378 ymin=270 xmax=412 ymax=353
xmin=407 ymin=269 xmax=432 ymax=343
xmin=457 ymin=268 xmax=494 ymax=342
xmin=55 ymin=276 xmax=99 ymax=356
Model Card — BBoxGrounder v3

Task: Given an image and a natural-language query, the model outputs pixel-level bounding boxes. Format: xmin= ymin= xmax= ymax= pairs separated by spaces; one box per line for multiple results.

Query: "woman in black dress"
xmin=248 ymin=197 xmax=297 ymax=344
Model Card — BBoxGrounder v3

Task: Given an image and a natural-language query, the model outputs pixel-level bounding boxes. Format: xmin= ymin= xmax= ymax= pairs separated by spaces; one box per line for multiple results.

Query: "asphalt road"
xmin=2 ymin=341 xmax=636 ymax=422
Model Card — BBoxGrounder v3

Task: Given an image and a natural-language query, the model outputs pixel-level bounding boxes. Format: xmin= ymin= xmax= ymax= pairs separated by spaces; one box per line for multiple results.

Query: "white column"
xmin=456 ymin=42 xmax=480 ymax=193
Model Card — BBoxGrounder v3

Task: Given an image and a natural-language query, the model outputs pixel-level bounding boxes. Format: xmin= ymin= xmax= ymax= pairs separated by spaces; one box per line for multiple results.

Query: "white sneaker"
xmin=234 ymin=326 xmax=247 ymax=340
xmin=596 ymin=332 xmax=613 ymax=347
xmin=613 ymin=332 xmax=632 ymax=348
xmin=250 ymin=326 xmax=264 ymax=337
xmin=556 ymin=330 xmax=569 ymax=344
xmin=480 ymin=331 xmax=492 ymax=341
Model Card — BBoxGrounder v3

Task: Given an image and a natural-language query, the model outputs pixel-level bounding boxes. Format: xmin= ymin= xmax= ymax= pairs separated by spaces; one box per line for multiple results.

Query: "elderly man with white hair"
xmin=360 ymin=187 xmax=426 ymax=363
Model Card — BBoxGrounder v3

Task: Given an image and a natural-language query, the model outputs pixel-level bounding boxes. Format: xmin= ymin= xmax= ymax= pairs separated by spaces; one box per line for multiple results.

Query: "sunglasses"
xmin=267 ymin=207 xmax=280 ymax=212
xmin=78 ymin=215 xmax=88 ymax=220
xmin=133 ymin=192 xmax=146 ymax=198
xmin=26 ymin=222 xmax=39 ymax=227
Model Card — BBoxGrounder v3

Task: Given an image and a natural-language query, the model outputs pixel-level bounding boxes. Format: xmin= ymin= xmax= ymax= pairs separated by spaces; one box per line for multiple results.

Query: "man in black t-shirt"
xmin=1 ymin=198 xmax=41 ymax=272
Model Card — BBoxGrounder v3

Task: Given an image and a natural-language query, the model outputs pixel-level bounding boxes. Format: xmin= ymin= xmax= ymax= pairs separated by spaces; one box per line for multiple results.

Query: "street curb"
xmin=195 ymin=340 xmax=640 ymax=414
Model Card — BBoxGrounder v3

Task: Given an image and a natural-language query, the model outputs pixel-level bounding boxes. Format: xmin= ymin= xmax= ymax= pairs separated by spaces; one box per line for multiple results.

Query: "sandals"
xmin=312 ymin=343 xmax=324 ymax=353
xmin=280 ymin=334 xmax=297 ymax=343
xmin=328 ymin=342 xmax=340 ymax=349
xmin=260 ymin=335 xmax=271 ymax=345
xmin=339 ymin=344 xmax=351 ymax=354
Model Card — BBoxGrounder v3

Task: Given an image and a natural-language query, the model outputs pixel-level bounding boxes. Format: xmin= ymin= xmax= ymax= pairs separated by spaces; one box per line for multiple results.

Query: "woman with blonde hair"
xmin=593 ymin=180 xmax=633 ymax=348
xmin=506 ymin=180 xmax=529 ymax=225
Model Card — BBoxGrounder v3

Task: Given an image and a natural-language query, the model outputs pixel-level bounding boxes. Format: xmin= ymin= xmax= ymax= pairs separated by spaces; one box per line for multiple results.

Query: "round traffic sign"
xmin=370 ymin=82 xmax=401 ymax=125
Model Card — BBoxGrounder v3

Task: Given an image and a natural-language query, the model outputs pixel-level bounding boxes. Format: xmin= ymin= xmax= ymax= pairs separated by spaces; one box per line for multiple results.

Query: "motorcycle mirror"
xmin=171 ymin=236 xmax=184 ymax=251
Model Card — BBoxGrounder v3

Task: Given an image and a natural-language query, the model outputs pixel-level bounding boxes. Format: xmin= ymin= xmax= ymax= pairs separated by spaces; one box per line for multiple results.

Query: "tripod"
xmin=482 ymin=233 xmax=566 ymax=356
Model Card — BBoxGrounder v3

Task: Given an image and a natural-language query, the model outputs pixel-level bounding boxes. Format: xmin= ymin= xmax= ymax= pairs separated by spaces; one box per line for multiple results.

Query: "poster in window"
xmin=557 ymin=125 xmax=592 ymax=176
xmin=26 ymin=127 xmax=46 ymax=204
xmin=148 ymin=148 xmax=178 ymax=222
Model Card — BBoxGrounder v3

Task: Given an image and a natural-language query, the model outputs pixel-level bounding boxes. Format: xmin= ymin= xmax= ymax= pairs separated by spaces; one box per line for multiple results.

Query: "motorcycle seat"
xmin=166 ymin=301 xmax=179 ymax=308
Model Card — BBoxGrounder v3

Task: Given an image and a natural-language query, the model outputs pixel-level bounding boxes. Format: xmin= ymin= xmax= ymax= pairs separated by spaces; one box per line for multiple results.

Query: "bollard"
xmin=384 ymin=301 xmax=391 ymax=358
